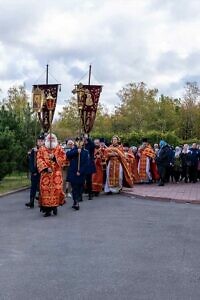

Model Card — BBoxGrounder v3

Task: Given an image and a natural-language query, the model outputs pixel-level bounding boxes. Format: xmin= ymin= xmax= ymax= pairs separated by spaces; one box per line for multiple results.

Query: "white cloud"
xmin=0 ymin=0 xmax=200 ymax=116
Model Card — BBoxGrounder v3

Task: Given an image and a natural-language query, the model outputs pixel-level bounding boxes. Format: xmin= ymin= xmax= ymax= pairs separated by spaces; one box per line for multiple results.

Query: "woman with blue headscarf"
xmin=155 ymin=140 xmax=171 ymax=186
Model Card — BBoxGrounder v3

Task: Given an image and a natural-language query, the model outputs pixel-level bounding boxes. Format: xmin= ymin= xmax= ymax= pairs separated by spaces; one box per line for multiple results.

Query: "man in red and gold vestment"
xmin=92 ymin=139 xmax=106 ymax=196
xmin=138 ymin=138 xmax=156 ymax=183
xmin=104 ymin=136 xmax=133 ymax=194
xmin=123 ymin=143 xmax=140 ymax=184
xmin=37 ymin=133 xmax=66 ymax=217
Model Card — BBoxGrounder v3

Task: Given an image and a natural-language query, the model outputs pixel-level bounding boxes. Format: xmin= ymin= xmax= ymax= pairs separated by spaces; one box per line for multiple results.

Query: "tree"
xmin=178 ymin=82 xmax=200 ymax=140
xmin=114 ymin=82 xmax=158 ymax=132
xmin=0 ymin=85 xmax=40 ymax=174
xmin=53 ymin=97 xmax=80 ymax=140
xmin=0 ymin=129 xmax=20 ymax=181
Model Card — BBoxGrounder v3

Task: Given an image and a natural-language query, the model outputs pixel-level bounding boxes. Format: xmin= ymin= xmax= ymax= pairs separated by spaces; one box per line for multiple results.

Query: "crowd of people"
xmin=25 ymin=133 xmax=200 ymax=217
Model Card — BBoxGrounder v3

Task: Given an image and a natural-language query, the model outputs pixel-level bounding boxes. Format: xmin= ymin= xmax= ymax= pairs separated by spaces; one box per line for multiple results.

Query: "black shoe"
xmin=74 ymin=204 xmax=80 ymax=210
xmin=106 ymin=191 xmax=113 ymax=195
xmin=72 ymin=204 xmax=79 ymax=210
xmin=43 ymin=212 xmax=51 ymax=217
xmin=25 ymin=202 xmax=34 ymax=208
xmin=158 ymin=182 xmax=164 ymax=186
xmin=53 ymin=207 xmax=57 ymax=215
xmin=146 ymin=180 xmax=153 ymax=184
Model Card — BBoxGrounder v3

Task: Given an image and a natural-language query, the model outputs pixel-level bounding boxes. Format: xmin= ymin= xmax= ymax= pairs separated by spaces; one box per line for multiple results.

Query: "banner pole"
xmin=88 ymin=65 xmax=91 ymax=85
xmin=46 ymin=64 xmax=49 ymax=85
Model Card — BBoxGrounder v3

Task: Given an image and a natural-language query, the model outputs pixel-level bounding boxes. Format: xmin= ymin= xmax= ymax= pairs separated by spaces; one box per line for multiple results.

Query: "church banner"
xmin=73 ymin=83 xmax=102 ymax=133
xmin=32 ymin=84 xmax=59 ymax=132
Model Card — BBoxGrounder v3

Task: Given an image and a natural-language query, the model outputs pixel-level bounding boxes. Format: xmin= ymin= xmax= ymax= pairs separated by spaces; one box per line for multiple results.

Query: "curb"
xmin=121 ymin=191 xmax=200 ymax=205
xmin=0 ymin=186 xmax=29 ymax=198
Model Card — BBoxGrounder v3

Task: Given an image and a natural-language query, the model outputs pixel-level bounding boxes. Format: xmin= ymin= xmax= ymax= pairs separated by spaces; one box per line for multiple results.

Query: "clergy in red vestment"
xmin=104 ymin=136 xmax=133 ymax=194
xmin=138 ymin=138 xmax=156 ymax=183
xmin=92 ymin=139 xmax=105 ymax=196
xmin=37 ymin=133 xmax=66 ymax=217
xmin=123 ymin=143 xmax=140 ymax=183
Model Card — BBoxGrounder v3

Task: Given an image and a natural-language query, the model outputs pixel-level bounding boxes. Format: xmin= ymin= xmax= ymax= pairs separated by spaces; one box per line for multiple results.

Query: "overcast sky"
xmin=0 ymin=0 xmax=200 ymax=115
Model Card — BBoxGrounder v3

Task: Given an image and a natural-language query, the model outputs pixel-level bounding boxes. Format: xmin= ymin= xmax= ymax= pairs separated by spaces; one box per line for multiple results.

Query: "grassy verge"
xmin=0 ymin=172 xmax=30 ymax=194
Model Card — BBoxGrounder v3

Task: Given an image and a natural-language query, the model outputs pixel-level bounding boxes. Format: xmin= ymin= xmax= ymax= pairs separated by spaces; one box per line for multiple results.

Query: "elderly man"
xmin=37 ymin=133 xmax=66 ymax=217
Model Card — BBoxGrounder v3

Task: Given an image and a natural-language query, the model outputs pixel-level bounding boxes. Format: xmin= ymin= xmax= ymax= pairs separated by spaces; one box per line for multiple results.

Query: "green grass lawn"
xmin=0 ymin=172 xmax=30 ymax=194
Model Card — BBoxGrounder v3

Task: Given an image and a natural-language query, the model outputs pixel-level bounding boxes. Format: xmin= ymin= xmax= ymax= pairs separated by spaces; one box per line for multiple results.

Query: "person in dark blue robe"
xmin=67 ymin=140 xmax=89 ymax=210
xmin=83 ymin=134 xmax=96 ymax=200
xmin=25 ymin=135 xmax=45 ymax=208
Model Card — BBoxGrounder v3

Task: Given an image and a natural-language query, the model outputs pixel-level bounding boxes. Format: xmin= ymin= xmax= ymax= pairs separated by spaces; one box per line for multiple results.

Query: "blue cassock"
xmin=67 ymin=147 xmax=89 ymax=184
xmin=29 ymin=148 xmax=39 ymax=174
xmin=84 ymin=138 xmax=96 ymax=174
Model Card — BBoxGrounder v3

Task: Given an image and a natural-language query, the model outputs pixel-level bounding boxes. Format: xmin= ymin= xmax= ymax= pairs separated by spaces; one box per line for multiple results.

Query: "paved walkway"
xmin=123 ymin=181 xmax=200 ymax=204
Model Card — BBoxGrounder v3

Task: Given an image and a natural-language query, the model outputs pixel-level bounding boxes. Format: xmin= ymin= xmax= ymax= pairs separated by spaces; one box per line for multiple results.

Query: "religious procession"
xmin=25 ymin=65 xmax=200 ymax=217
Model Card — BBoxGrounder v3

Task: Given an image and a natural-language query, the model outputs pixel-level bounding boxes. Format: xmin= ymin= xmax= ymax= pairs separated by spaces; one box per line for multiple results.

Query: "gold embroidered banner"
xmin=32 ymin=84 xmax=59 ymax=132
xmin=73 ymin=83 xmax=102 ymax=133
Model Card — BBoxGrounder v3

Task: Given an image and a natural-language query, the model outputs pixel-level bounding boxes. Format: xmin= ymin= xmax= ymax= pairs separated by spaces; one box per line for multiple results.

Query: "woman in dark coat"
xmin=156 ymin=140 xmax=171 ymax=186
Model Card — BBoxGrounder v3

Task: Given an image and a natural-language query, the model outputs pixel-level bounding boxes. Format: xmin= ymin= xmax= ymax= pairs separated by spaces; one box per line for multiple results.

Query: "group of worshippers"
xmin=25 ymin=134 xmax=134 ymax=217
xmin=130 ymin=139 xmax=200 ymax=186
xmin=25 ymin=134 xmax=200 ymax=217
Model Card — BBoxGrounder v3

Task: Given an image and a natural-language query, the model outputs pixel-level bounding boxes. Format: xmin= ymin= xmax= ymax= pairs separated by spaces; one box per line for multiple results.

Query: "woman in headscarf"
xmin=155 ymin=140 xmax=171 ymax=186
xmin=172 ymin=146 xmax=182 ymax=183
xmin=180 ymin=144 xmax=190 ymax=183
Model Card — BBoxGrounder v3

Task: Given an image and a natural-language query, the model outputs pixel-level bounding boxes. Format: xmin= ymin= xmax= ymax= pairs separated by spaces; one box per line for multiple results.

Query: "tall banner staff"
xmin=72 ymin=65 xmax=103 ymax=171
xmin=32 ymin=64 xmax=61 ymax=134
xmin=32 ymin=65 xmax=61 ymax=200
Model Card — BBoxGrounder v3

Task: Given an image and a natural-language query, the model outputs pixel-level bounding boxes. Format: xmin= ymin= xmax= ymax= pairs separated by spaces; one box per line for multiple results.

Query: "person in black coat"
xmin=188 ymin=143 xmax=200 ymax=183
xmin=67 ymin=139 xmax=89 ymax=210
xmin=180 ymin=144 xmax=190 ymax=183
xmin=25 ymin=135 xmax=45 ymax=208
xmin=155 ymin=140 xmax=171 ymax=186
xmin=83 ymin=134 xmax=96 ymax=200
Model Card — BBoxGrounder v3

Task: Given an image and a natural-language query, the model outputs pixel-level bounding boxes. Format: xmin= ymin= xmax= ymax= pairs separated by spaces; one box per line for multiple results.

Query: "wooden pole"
xmin=49 ymin=110 xmax=52 ymax=149
xmin=78 ymin=148 xmax=81 ymax=172
xmin=88 ymin=64 xmax=91 ymax=85
xmin=46 ymin=64 xmax=49 ymax=85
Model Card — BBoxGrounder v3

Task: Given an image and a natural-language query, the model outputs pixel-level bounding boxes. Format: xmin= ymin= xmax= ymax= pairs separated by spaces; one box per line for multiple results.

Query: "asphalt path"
xmin=0 ymin=190 xmax=200 ymax=300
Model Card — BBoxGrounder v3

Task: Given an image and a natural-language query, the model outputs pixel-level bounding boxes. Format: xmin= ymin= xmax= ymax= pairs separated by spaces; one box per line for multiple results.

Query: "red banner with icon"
xmin=32 ymin=84 xmax=59 ymax=132
xmin=73 ymin=84 xmax=102 ymax=133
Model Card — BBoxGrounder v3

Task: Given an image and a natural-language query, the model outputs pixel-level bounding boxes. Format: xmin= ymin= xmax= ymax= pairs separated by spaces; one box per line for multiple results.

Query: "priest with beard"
xmin=104 ymin=136 xmax=133 ymax=194
xmin=37 ymin=133 xmax=66 ymax=217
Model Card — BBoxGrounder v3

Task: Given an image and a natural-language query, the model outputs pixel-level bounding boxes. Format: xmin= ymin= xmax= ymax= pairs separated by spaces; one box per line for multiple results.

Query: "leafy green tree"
xmin=0 ymin=129 xmax=20 ymax=181
xmin=46 ymin=81 xmax=200 ymax=145
xmin=178 ymin=82 xmax=200 ymax=140
xmin=114 ymin=82 xmax=158 ymax=132
xmin=53 ymin=97 xmax=80 ymax=140
xmin=0 ymin=85 xmax=40 ymax=173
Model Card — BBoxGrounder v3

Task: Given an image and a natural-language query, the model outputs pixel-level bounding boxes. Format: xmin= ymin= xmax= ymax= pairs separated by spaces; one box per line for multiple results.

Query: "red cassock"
xmin=92 ymin=147 xmax=105 ymax=192
xmin=125 ymin=150 xmax=140 ymax=183
xmin=37 ymin=145 xmax=66 ymax=207
xmin=105 ymin=145 xmax=133 ymax=188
